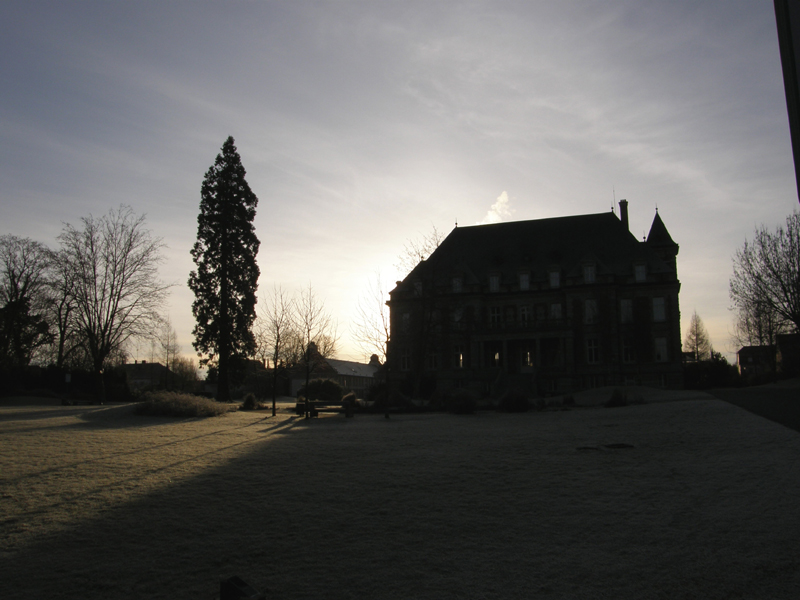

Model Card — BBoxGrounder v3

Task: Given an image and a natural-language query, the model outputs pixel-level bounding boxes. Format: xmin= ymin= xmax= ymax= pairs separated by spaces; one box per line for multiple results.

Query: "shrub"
xmin=446 ymin=389 xmax=478 ymax=414
xmin=498 ymin=387 xmax=530 ymax=412
xmin=240 ymin=393 xmax=261 ymax=411
xmin=366 ymin=381 xmax=388 ymax=406
xmin=134 ymin=391 xmax=234 ymax=418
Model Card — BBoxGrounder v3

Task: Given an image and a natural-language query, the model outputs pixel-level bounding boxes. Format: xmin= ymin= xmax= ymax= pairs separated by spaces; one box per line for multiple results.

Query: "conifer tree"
xmin=189 ymin=137 xmax=260 ymax=402
xmin=684 ymin=310 xmax=712 ymax=362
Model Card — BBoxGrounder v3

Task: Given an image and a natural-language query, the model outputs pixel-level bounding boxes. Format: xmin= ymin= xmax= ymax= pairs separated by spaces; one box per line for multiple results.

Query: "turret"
xmin=646 ymin=210 xmax=679 ymax=275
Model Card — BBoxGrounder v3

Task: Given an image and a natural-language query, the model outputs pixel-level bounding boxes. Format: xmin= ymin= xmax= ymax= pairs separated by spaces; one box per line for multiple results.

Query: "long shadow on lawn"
xmin=710 ymin=383 xmax=800 ymax=433
xmin=3 ymin=407 xmax=800 ymax=600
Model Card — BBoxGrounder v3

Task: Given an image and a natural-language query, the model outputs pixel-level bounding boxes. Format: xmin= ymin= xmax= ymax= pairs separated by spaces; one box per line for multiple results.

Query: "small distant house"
xmin=123 ymin=360 xmax=170 ymax=390
xmin=736 ymin=334 xmax=800 ymax=378
xmin=736 ymin=346 xmax=775 ymax=377
xmin=290 ymin=348 xmax=380 ymax=398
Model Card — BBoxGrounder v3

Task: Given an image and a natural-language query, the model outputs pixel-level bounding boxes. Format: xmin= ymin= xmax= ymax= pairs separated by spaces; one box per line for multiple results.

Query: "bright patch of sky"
xmin=1 ymin=1 xmax=797 ymax=362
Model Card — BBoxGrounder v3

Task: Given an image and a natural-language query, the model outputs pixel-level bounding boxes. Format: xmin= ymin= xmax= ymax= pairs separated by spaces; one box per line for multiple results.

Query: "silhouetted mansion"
xmin=386 ymin=201 xmax=683 ymax=397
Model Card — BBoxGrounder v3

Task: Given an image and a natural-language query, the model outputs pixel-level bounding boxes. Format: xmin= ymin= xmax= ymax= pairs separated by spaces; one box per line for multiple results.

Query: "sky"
xmin=1 ymin=0 xmax=798 ymax=364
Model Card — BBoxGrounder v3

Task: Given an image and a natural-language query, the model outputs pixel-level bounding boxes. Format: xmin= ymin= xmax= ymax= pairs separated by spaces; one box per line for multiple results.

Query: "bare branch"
xmin=351 ymin=272 xmax=389 ymax=363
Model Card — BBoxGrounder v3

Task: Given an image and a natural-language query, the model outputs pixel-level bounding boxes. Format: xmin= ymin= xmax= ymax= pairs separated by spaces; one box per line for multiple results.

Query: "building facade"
xmin=387 ymin=203 xmax=683 ymax=397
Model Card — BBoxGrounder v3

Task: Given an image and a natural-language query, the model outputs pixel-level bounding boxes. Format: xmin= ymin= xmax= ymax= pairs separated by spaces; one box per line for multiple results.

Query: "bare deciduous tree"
xmin=351 ymin=272 xmax=390 ymax=364
xmin=395 ymin=225 xmax=444 ymax=277
xmin=295 ymin=284 xmax=338 ymax=418
xmin=158 ymin=316 xmax=180 ymax=389
xmin=46 ymin=249 xmax=84 ymax=369
xmin=0 ymin=235 xmax=53 ymax=369
xmin=684 ymin=311 xmax=712 ymax=361
xmin=58 ymin=206 xmax=170 ymax=401
xmin=730 ymin=211 xmax=800 ymax=335
xmin=255 ymin=285 xmax=295 ymax=416
xmin=730 ymin=297 xmax=789 ymax=349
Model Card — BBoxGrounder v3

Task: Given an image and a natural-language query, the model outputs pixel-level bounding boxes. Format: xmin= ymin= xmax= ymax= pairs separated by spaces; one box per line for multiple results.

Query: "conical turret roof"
xmin=646 ymin=211 xmax=677 ymax=247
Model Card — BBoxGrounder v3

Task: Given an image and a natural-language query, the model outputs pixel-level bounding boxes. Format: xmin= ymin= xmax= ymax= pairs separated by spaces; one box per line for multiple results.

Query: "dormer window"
xmin=635 ymin=264 xmax=646 ymax=283
xmin=519 ymin=273 xmax=530 ymax=291
xmin=549 ymin=271 xmax=560 ymax=288
xmin=489 ymin=274 xmax=500 ymax=292
xmin=452 ymin=277 xmax=463 ymax=293
xmin=583 ymin=265 xmax=596 ymax=284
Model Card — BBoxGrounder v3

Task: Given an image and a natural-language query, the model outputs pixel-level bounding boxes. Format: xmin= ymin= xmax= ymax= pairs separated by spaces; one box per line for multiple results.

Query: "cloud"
xmin=479 ymin=191 xmax=514 ymax=224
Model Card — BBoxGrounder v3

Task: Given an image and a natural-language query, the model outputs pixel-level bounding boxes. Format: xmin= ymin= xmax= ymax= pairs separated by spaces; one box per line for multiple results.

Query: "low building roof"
xmin=325 ymin=358 xmax=379 ymax=379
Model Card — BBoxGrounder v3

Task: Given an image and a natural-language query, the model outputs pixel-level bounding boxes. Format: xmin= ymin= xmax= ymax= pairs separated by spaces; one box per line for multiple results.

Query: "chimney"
xmin=619 ymin=199 xmax=629 ymax=231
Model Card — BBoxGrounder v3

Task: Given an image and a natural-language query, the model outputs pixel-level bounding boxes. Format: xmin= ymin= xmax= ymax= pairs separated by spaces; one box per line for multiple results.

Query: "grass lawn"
xmin=1 ymin=392 xmax=799 ymax=599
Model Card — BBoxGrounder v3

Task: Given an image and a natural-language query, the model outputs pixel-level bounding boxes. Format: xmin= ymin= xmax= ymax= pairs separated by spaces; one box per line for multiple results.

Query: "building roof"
xmin=392 ymin=210 xmax=676 ymax=294
xmin=325 ymin=358 xmax=379 ymax=379
xmin=646 ymin=211 xmax=678 ymax=248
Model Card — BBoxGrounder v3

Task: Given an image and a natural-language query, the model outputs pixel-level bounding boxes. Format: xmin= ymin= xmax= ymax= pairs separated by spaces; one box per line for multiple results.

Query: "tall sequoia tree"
xmin=189 ymin=136 xmax=260 ymax=402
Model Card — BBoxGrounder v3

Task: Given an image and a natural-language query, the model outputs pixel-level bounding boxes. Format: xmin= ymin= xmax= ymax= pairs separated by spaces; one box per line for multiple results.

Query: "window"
xmin=453 ymin=346 xmax=464 ymax=369
xmin=452 ymin=307 xmax=463 ymax=323
xmin=654 ymin=337 xmax=668 ymax=362
xmin=536 ymin=305 xmax=546 ymax=321
xmin=489 ymin=274 xmax=500 ymax=292
xmin=519 ymin=273 xmax=530 ymax=290
xmin=493 ymin=351 xmax=501 ymax=367
xmin=427 ymin=350 xmax=440 ymax=370
xmin=635 ymin=265 xmax=646 ymax=282
xmin=549 ymin=303 xmax=562 ymax=320
xmin=413 ymin=280 xmax=422 ymax=296
xmin=549 ymin=271 xmax=560 ymax=288
xmin=400 ymin=348 xmax=411 ymax=371
xmin=586 ymin=339 xmax=600 ymax=364
xmin=652 ymin=297 xmax=666 ymax=322
xmin=401 ymin=312 xmax=411 ymax=332
xmin=583 ymin=265 xmax=596 ymax=284
xmin=521 ymin=344 xmax=534 ymax=367
xmin=622 ymin=340 xmax=635 ymax=363
xmin=584 ymin=299 xmax=598 ymax=324
xmin=620 ymin=299 xmax=633 ymax=324
xmin=489 ymin=306 xmax=502 ymax=325
xmin=452 ymin=277 xmax=463 ymax=293
xmin=519 ymin=305 xmax=530 ymax=323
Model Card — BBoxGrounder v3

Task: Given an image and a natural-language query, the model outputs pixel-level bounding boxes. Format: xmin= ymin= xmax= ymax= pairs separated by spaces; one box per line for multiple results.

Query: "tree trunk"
xmin=217 ymin=246 xmax=231 ymax=403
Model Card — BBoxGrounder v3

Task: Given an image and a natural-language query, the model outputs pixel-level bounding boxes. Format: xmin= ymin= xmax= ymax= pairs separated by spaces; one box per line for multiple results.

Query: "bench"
xmin=295 ymin=400 xmax=354 ymax=418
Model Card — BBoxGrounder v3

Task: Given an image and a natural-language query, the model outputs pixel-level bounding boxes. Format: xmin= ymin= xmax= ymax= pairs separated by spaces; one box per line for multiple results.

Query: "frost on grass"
xmin=134 ymin=391 xmax=234 ymax=417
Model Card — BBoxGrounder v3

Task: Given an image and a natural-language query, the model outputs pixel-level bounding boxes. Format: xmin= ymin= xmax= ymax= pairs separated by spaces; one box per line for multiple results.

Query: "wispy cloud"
xmin=479 ymin=191 xmax=514 ymax=224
